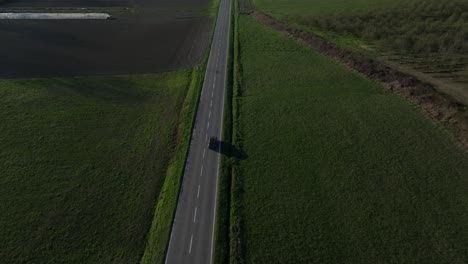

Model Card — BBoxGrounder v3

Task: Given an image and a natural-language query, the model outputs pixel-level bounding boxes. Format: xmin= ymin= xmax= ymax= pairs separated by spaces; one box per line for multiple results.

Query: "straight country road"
xmin=164 ymin=0 xmax=231 ymax=263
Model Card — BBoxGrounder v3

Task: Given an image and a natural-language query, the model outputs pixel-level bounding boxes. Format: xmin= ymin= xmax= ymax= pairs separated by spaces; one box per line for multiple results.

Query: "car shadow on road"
xmin=217 ymin=140 xmax=248 ymax=160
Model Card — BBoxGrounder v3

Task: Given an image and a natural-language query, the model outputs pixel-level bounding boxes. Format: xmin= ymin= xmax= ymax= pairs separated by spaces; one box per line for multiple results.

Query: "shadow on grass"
xmin=217 ymin=140 xmax=248 ymax=160
xmin=42 ymin=77 xmax=146 ymax=103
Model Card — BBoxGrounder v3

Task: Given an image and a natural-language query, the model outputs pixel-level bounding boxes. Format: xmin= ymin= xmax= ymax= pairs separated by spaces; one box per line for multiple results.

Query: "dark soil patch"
xmin=251 ymin=10 xmax=468 ymax=149
xmin=0 ymin=0 xmax=212 ymax=78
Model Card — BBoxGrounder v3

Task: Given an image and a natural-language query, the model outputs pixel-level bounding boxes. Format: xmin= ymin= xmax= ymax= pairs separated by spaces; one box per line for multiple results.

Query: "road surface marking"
xmin=164 ymin=0 xmax=230 ymax=262
xmin=207 ymin=121 xmax=210 ymax=129
xmin=189 ymin=235 xmax=193 ymax=254
xmin=200 ymin=165 xmax=204 ymax=176
xmin=209 ymin=161 xmax=221 ymax=263
xmin=209 ymin=110 xmax=211 ymax=119
xmin=210 ymin=3 xmax=230 ymax=263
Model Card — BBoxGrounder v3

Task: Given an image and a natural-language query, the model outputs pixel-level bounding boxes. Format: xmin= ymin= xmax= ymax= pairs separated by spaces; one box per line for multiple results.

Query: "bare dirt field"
xmin=0 ymin=0 xmax=212 ymax=78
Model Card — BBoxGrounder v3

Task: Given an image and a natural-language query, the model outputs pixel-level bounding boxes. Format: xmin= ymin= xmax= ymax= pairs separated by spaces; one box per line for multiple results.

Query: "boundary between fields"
xmin=139 ymin=0 xmax=222 ymax=263
xmin=229 ymin=2 xmax=244 ymax=262
xmin=214 ymin=0 xmax=246 ymax=262
xmin=213 ymin=0 xmax=235 ymax=262
xmin=247 ymin=9 xmax=467 ymax=150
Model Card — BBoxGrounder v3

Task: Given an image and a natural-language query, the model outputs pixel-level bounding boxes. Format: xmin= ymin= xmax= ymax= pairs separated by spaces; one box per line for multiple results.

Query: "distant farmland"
xmin=252 ymin=0 xmax=405 ymax=17
xmin=252 ymin=0 xmax=468 ymax=104
xmin=232 ymin=15 xmax=468 ymax=263
xmin=0 ymin=72 xmax=192 ymax=263
xmin=0 ymin=0 xmax=212 ymax=78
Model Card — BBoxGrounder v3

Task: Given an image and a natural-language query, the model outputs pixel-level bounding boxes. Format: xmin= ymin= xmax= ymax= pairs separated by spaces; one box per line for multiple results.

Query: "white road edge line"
xmin=210 ymin=2 xmax=231 ymax=263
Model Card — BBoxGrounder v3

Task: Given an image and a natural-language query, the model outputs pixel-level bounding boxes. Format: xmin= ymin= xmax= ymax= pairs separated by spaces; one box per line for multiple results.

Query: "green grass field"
xmin=0 ymin=72 xmax=191 ymax=263
xmin=234 ymin=15 xmax=468 ymax=263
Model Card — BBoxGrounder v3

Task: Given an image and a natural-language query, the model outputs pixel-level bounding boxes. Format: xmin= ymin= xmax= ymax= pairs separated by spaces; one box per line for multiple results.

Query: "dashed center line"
xmin=166 ymin=1 xmax=229 ymax=262
xmin=189 ymin=234 xmax=193 ymax=254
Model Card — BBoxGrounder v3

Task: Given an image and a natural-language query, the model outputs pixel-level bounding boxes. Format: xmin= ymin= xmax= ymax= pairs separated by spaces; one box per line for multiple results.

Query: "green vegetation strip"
xmin=214 ymin=0 xmax=244 ymax=262
xmin=229 ymin=3 xmax=243 ymax=264
xmin=0 ymin=72 xmax=191 ymax=264
xmin=234 ymin=15 xmax=468 ymax=263
xmin=140 ymin=0 xmax=220 ymax=263
xmin=214 ymin=0 xmax=236 ymax=263
xmin=139 ymin=69 xmax=205 ymax=264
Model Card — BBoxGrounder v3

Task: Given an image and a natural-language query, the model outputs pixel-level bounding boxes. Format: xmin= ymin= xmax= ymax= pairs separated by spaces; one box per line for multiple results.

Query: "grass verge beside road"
xmin=139 ymin=69 xmax=205 ymax=264
xmin=214 ymin=0 xmax=236 ymax=263
xmin=233 ymin=15 xmax=468 ymax=263
xmin=140 ymin=0 xmax=221 ymax=263
xmin=0 ymin=72 xmax=191 ymax=264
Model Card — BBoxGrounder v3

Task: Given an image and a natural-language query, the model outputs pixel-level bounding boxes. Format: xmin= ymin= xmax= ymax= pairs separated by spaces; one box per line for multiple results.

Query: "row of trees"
xmin=302 ymin=0 xmax=468 ymax=55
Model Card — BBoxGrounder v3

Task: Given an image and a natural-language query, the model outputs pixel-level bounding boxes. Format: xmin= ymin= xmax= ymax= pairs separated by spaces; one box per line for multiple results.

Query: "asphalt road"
xmin=164 ymin=0 xmax=231 ymax=263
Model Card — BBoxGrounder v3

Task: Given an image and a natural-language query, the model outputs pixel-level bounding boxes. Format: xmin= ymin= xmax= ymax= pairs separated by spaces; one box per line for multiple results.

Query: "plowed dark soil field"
xmin=0 ymin=0 xmax=212 ymax=78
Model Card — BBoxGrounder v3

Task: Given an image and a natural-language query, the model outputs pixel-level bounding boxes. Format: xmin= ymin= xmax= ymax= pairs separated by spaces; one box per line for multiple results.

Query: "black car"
xmin=208 ymin=136 xmax=218 ymax=150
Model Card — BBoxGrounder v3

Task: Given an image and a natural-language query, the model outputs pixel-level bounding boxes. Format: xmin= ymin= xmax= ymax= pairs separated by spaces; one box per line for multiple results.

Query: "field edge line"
xmin=213 ymin=0 xmax=236 ymax=262
xmin=247 ymin=9 xmax=468 ymax=150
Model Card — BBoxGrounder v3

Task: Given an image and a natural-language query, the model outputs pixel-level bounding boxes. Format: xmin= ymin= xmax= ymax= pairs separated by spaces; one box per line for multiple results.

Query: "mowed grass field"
xmin=0 ymin=72 xmax=191 ymax=263
xmin=235 ymin=16 xmax=468 ymax=263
